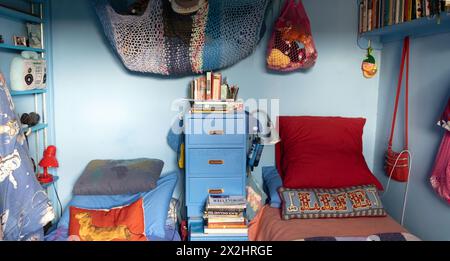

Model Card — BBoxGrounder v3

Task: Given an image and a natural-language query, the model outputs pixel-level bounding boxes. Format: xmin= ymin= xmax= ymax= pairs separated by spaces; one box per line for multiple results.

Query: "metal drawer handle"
xmin=208 ymin=189 xmax=224 ymax=194
xmin=208 ymin=160 xmax=224 ymax=165
xmin=208 ymin=130 xmax=224 ymax=135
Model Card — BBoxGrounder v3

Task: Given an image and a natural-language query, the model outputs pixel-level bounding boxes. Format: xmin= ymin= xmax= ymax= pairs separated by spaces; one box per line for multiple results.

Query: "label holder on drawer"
xmin=208 ymin=188 xmax=224 ymax=194
xmin=208 ymin=160 xmax=224 ymax=165
xmin=208 ymin=130 xmax=224 ymax=135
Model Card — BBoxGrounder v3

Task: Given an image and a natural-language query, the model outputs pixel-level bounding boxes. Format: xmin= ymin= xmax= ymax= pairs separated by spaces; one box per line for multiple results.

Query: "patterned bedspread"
xmin=249 ymin=205 xmax=420 ymax=241
xmin=0 ymin=74 xmax=55 ymax=240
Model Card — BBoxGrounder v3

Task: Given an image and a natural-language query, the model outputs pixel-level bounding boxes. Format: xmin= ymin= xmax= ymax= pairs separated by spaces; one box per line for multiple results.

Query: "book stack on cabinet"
xmin=203 ymin=195 xmax=247 ymax=235
xmin=189 ymin=71 xmax=242 ymax=114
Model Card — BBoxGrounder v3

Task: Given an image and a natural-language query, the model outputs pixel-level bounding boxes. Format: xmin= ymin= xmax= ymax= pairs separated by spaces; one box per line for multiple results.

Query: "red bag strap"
xmin=388 ymin=37 xmax=410 ymax=149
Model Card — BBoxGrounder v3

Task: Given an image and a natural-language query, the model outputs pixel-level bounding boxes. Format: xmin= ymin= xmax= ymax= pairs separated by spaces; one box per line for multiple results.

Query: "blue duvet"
xmin=0 ymin=77 xmax=55 ymax=240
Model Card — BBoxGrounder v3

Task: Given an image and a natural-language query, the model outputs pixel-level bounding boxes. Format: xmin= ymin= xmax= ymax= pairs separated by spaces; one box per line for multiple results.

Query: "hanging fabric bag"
xmin=384 ymin=37 xmax=410 ymax=182
xmin=266 ymin=0 xmax=318 ymax=72
xmin=430 ymin=98 xmax=450 ymax=204
xmin=92 ymin=0 xmax=270 ymax=75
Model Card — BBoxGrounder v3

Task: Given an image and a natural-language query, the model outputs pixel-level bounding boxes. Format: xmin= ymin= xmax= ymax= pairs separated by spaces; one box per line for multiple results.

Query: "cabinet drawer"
xmin=187 ymin=177 xmax=244 ymax=206
xmin=186 ymin=117 xmax=246 ymax=146
xmin=187 ymin=148 xmax=244 ymax=177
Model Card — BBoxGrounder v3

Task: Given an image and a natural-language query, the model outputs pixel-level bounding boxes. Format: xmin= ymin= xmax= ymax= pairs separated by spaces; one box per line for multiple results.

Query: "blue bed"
xmin=44 ymin=171 xmax=182 ymax=241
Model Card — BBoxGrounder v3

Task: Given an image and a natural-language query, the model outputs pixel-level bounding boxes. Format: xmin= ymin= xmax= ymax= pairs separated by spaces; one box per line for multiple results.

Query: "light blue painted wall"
xmin=50 ymin=0 xmax=381 ymax=211
xmin=374 ymin=33 xmax=450 ymax=240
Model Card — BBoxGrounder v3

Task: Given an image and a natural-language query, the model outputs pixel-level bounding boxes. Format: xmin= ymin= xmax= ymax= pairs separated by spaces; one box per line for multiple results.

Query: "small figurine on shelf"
xmin=37 ymin=145 xmax=59 ymax=184
xmin=0 ymin=35 xmax=4 ymax=44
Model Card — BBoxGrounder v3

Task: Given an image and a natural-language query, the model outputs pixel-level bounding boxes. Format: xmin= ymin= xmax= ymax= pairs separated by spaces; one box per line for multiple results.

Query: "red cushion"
xmin=68 ymin=198 xmax=147 ymax=241
xmin=276 ymin=116 xmax=383 ymax=190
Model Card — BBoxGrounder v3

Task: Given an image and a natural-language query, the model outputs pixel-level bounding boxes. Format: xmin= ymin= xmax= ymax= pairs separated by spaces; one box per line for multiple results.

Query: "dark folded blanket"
xmin=73 ymin=158 xmax=164 ymax=195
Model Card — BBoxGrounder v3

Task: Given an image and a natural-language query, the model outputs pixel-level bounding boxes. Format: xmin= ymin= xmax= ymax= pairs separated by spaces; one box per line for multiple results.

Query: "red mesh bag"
xmin=266 ymin=0 xmax=317 ymax=72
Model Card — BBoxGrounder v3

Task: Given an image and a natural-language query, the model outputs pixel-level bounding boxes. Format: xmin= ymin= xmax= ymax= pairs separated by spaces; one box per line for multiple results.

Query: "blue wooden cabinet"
xmin=184 ymin=112 xmax=248 ymax=241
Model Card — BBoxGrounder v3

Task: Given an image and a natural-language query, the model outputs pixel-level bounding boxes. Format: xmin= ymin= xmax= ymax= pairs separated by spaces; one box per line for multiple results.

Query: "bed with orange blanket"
xmin=248 ymin=206 xmax=419 ymax=241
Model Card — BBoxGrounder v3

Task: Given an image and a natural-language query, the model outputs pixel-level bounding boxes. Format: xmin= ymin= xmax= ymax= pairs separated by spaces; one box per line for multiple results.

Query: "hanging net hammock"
xmin=92 ymin=0 xmax=270 ymax=75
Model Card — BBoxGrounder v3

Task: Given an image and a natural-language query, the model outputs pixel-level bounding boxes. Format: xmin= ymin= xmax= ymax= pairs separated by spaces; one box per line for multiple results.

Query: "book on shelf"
xmin=359 ymin=1 xmax=365 ymax=33
xmin=360 ymin=0 xmax=448 ymax=33
xmin=362 ymin=0 xmax=368 ymax=32
xmin=212 ymin=73 xmax=222 ymax=100
xmin=368 ymin=0 xmax=373 ymax=31
xmin=206 ymin=71 xmax=212 ymax=100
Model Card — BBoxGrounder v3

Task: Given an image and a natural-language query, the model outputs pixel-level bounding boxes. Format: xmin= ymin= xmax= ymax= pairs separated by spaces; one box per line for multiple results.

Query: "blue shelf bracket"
xmin=357 ymin=35 xmax=383 ymax=50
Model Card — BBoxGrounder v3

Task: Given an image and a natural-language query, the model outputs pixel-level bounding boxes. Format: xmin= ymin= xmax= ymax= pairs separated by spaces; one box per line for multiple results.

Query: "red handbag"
xmin=384 ymin=37 xmax=410 ymax=182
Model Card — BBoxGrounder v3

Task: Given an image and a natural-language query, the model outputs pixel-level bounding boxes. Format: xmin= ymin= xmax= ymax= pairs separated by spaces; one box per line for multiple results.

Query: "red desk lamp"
xmin=37 ymin=145 xmax=59 ymax=184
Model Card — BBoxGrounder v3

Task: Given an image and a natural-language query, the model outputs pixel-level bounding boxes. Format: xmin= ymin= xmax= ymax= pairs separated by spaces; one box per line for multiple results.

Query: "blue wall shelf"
xmin=0 ymin=43 xmax=45 ymax=53
xmin=360 ymin=12 xmax=450 ymax=44
xmin=10 ymin=89 xmax=47 ymax=96
xmin=0 ymin=4 xmax=42 ymax=23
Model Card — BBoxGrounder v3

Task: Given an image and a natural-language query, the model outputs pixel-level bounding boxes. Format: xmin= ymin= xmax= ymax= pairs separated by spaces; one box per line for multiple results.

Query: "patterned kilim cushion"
xmin=278 ymin=185 xmax=386 ymax=220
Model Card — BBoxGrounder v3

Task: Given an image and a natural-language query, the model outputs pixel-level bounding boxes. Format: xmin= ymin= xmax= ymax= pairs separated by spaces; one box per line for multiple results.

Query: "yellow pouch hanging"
xmin=178 ymin=143 xmax=185 ymax=169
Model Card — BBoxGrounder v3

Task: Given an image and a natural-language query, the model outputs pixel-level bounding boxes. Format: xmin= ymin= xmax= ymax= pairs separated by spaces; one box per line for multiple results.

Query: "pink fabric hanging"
xmin=437 ymin=98 xmax=450 ymax=131
xmin=430 ymin=98 xmax=450 ymax=204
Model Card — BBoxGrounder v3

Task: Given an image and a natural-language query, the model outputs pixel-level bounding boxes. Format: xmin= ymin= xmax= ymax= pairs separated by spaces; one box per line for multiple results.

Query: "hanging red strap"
xmin=388 ymin=37 xmax=410 ymax=150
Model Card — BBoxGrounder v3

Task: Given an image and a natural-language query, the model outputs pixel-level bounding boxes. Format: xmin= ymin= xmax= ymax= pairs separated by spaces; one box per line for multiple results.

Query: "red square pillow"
xmin=69 ymin=198 xmax=147 ymax=241
xmin=275 ymin=116 xmax=383 ymax=190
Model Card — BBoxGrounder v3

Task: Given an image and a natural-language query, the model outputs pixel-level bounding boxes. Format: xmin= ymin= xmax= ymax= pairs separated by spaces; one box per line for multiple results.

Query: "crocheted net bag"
xmin=93 ymin=0 xmax=270 ymax=75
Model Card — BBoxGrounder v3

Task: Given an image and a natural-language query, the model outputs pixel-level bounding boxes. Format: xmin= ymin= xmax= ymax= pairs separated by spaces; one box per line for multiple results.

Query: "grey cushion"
xmin=73 ymin=158 xmax=164 ymax=195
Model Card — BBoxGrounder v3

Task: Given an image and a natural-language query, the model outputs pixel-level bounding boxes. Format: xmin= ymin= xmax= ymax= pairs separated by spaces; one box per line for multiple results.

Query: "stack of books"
xmin=203 ymin=195 xmax=247 ymax=234
xmin=190 ymin=71 xmax=240 ymax=101
xmin=359 ymin=0 xmax=448 ymax=33
xmin=189 ymin=72 xmax=241 ymax=113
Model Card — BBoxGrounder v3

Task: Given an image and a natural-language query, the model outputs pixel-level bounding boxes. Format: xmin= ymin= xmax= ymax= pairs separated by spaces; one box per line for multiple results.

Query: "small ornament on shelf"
xmin=26 ymin=23 xmax=42 ymax=49
xmin=361 ymin=41 xmax=377 ymax=79
xmin=0 ymin=35 xmax=4 ymax=44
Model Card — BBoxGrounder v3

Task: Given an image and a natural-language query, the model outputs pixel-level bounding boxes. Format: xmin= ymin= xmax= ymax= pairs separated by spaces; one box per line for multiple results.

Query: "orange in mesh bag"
xmin=267 ymin=0 xmax=317 ymax=71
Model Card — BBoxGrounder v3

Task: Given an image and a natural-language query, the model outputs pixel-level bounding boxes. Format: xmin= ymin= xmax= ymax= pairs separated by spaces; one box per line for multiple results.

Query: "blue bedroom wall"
xmin=49 ymin=0 xmax=381 ymax=209
xmin=374 ymin=33 xmax=450 ymax=240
